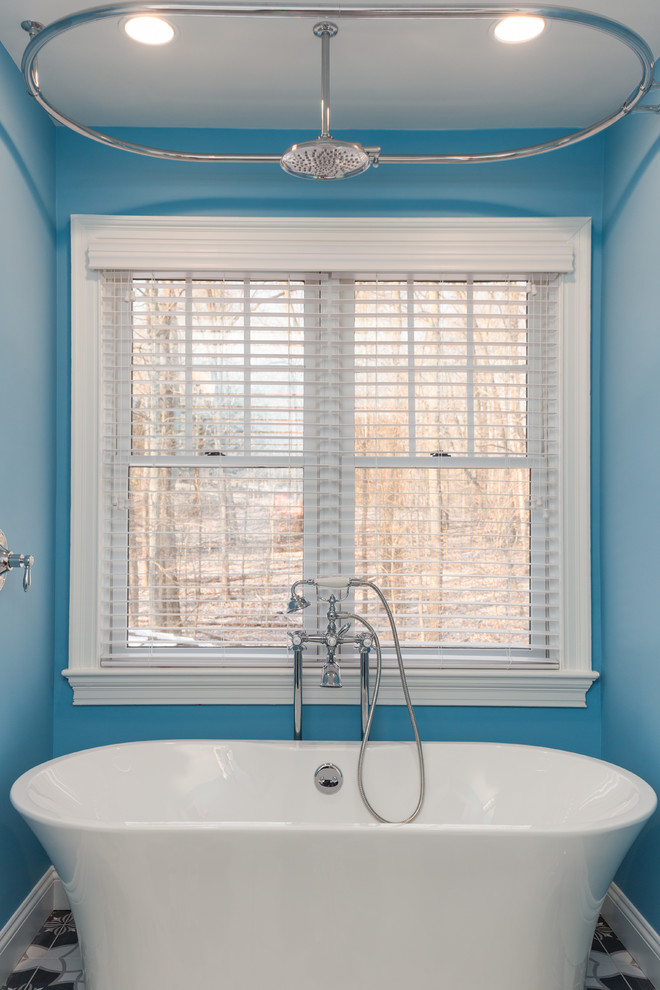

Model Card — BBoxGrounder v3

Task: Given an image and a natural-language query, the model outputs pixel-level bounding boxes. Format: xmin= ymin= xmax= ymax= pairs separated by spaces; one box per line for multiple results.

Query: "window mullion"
xmin=467 ymin=276 xmax=475 ymax=457
xmin=316 ymin=275 xmax=346 ymax=579
xmin=243 ymin=278 xmax=251 ymax=456
xmin=184 ymin=275 xmax=194 ymax=454
xmin=407 ymin=277 xmax=416 ymax=457
xmin=302 ymin=278 xmax=320 ymax=637
xmin=338 ymin=277 xmax=356 ymax=580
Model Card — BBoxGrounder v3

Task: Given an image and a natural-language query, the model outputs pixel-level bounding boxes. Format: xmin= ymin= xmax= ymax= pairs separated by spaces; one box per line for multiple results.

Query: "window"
xmin=66 ymin=217 xmax=595 ymax=705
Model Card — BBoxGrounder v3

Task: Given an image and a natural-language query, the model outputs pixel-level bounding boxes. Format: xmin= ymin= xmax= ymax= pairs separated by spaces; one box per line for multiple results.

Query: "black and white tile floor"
xmin=3 ymin=912 xmax=82 ymax=990
xmin=1 ymin=910 xmax=655 ymax=990
xmin=589 ymin=919 xmax=655 ymax=990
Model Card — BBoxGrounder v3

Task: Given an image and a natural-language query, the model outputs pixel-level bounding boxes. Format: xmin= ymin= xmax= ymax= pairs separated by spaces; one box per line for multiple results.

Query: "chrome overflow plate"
xmin=314 ymin=763 xmax=343 ymax=793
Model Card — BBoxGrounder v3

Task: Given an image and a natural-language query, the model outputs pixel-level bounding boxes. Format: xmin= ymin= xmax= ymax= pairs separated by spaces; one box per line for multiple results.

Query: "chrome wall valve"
xmin=0 ymin=530 xmax=34 ymax=592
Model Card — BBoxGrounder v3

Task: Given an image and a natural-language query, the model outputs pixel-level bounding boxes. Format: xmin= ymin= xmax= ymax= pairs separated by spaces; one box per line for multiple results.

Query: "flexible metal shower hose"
xmin=339 ymin=579 xmax=425 ymax=824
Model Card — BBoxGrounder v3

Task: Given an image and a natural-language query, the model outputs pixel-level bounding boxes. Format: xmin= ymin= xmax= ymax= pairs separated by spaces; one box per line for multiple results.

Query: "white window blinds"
xmin=100 ymin=271 xmax=559 ymax=668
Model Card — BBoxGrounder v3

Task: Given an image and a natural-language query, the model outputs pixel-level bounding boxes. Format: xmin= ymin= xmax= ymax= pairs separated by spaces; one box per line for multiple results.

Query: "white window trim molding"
xmin=64 ymin=214 xmax=597 ymax=707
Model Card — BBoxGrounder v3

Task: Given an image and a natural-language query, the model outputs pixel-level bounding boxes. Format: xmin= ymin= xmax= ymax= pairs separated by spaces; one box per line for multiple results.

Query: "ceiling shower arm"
xmin=321 ymin=28 xmax=330 ymax=137
xmin=314 ymin=21 xmax=338 ymax=139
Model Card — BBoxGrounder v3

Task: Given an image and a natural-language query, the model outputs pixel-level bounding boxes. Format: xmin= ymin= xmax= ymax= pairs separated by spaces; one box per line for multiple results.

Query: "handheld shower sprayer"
xmin=286 ymin=574 xmax=425 ymax=823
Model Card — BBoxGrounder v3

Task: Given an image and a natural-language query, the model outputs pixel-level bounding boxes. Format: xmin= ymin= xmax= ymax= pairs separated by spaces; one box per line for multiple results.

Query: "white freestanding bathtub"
xmin=11 ymin=740 xmax=656 ymax=990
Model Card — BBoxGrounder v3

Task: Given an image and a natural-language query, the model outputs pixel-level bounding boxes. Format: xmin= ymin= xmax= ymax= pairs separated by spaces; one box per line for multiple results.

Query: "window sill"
xmin=62 ymin=666 xmax=599 ymax=707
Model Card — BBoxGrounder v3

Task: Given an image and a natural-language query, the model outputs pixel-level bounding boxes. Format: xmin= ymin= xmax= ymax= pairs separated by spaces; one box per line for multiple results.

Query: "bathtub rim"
xmin=11 ymin=739 xmax=657 ymax=836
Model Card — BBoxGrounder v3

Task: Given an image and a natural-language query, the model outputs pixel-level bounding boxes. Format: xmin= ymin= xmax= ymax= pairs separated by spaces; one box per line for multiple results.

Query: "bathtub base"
xmin=61 ymin=828 xmax=607 ymax=990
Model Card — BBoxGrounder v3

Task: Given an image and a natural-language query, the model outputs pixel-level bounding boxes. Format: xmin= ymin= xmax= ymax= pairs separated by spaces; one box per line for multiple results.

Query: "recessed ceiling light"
xmin=124 ymin=16 xmax=175 ymax=45
xmin=494 ymin=15 xmax=545 ymax=44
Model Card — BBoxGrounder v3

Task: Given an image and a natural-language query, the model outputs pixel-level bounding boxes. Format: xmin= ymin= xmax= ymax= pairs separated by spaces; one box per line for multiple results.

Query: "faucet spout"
xmin=320 ymin=659 xmax=342 ymax=687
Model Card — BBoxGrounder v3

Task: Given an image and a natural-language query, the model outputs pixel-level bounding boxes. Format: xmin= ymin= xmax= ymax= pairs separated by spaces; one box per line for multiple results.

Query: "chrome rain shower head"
xmin=281 ymin=137 xmax=372 ymax=180
xmin=280 ymin=22 xmax=378 ymax=180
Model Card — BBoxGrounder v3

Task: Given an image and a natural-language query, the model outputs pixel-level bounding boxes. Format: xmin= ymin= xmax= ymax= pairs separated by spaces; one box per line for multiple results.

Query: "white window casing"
xmin=65 ymin=215 xmax=596 ymax=706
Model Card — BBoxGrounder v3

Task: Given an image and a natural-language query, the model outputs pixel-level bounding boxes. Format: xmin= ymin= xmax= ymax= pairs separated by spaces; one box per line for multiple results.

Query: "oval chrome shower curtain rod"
xmin=21 ymin=3 xmax=658 ymax=175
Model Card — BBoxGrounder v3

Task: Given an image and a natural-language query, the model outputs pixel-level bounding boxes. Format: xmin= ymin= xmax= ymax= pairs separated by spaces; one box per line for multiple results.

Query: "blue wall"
xmin=53 ymin=126 xmax=603 ymax=758
xmin=0 ymin=45 xmax=55 ymax=923
xmin=601 ymin=114 xmax=660 ymax=933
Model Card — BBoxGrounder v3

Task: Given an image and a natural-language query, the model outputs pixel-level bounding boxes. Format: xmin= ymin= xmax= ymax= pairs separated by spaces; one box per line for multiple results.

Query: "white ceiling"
xmin=0 ymin=0 xmax=659 ymax=131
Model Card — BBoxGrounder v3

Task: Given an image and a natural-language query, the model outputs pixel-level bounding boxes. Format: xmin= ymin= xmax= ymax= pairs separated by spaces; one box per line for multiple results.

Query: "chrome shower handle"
xmin=0 ymin=531 xmax=35 ymax=592
xmin=3 ymin=553 xmax=34 ymax=592
xmin=22 ymin=555 xmax=34 ymax=591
